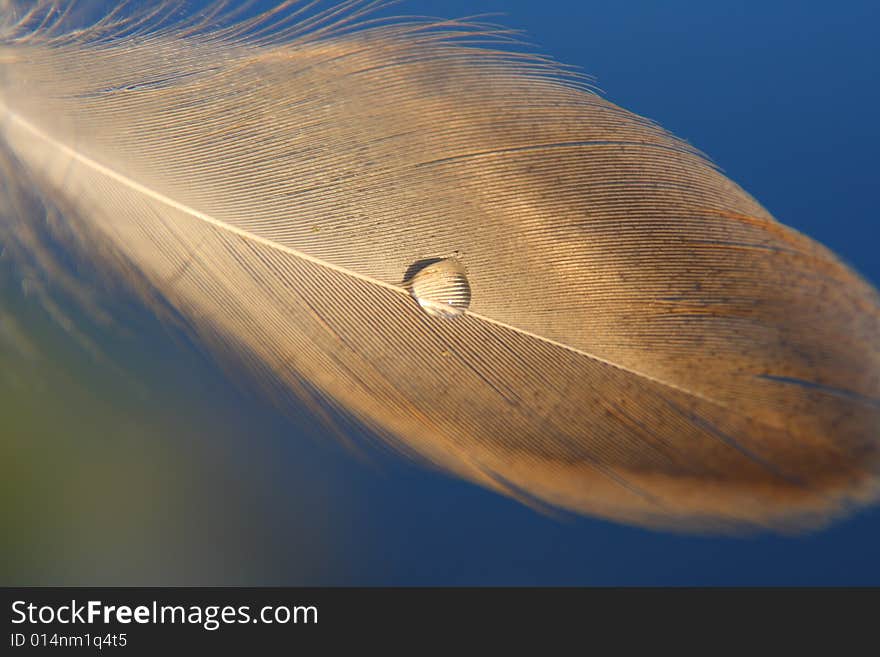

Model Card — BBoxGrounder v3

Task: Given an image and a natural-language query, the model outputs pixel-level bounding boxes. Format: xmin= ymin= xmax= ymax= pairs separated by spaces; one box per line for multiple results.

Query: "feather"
xmin=1 ymin=0 xmax=878 ymax=532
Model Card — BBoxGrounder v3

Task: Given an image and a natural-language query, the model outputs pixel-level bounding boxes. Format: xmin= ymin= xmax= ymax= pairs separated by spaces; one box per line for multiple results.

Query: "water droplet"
xmin=405 ymin=257 xmax=471 ymax=318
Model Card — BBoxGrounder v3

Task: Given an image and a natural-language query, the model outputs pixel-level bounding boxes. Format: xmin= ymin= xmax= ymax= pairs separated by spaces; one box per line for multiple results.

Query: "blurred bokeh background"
xmin=2 ymin=0 xmax=879 ymax=584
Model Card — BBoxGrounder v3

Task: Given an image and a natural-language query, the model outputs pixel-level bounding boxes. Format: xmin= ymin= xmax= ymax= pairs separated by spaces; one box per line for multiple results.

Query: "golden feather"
xmin=1 ymin=0 xmax=878 ymax=531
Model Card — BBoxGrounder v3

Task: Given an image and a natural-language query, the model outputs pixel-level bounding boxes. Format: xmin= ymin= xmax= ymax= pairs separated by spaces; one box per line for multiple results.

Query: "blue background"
xmin=3 ymin=0 xmax=879 ymax=585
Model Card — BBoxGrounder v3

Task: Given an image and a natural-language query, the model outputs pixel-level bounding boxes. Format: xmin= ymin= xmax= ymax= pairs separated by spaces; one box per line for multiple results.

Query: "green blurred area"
xmin=0 ymin=251 xmax=364 ymax=584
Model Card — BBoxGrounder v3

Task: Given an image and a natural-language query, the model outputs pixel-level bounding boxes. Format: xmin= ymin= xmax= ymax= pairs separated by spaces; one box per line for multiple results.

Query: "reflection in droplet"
xmin=406 ymin=257 xmax=471 ymax=318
